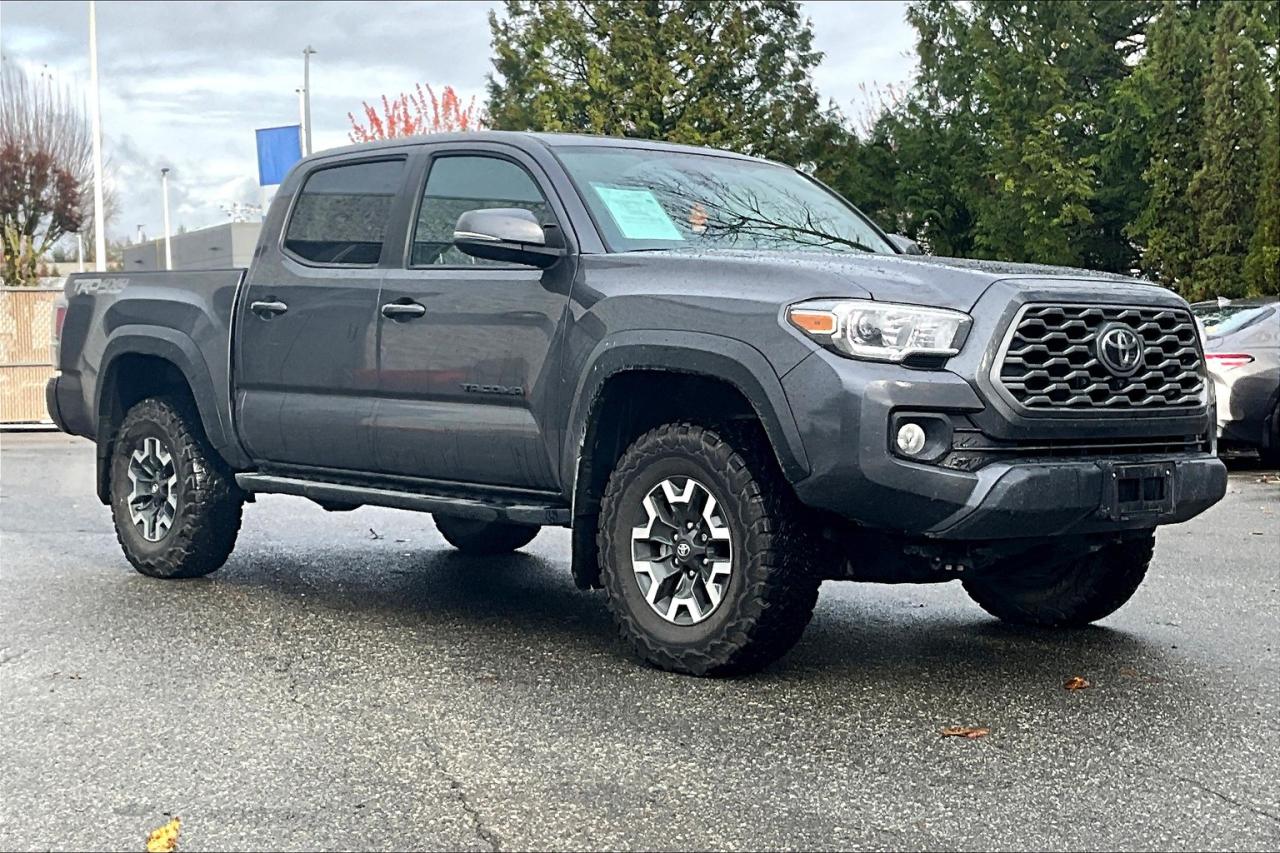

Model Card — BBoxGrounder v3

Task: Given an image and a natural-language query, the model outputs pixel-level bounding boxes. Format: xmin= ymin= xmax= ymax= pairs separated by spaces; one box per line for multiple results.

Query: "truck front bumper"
xmin=907 ymin=453 xmax=1226 ymax=539
xmin=780 ymin=350 xmax=1227 ymax=541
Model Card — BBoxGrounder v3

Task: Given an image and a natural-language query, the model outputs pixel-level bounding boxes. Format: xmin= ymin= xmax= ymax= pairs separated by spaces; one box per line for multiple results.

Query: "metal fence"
xmin=0 ymin=286 xmax=61 ymax=424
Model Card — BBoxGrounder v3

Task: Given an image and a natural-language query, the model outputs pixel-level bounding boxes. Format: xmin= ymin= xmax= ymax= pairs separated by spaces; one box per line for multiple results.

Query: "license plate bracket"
xmin=1101 ymin=462 xmax=1175 ymax=520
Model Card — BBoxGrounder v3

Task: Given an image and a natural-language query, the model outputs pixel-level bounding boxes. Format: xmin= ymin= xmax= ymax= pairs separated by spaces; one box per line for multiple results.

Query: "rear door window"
xmin=411 ymin=155 xmax=553 ymax=266
xmin=284 ymin=159 xmax=404 ymax=265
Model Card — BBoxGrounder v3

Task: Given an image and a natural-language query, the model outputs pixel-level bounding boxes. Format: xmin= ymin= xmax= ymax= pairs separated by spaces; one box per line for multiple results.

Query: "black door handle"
xmin=381 ymin=301 xmax=427 ymax=320
xmin=250 ymin=300 xmax=288 ymax=318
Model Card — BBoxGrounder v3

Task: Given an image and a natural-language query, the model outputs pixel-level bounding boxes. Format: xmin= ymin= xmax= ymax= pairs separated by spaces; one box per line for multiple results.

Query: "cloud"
xmin=1 ymin=0 xmax=917 ymax=241
xmin=806 ymin=1 xmax=918 ymax=113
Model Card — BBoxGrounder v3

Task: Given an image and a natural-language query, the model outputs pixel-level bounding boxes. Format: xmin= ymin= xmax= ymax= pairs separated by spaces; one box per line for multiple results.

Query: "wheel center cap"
xmin=676 ymin=542 xmax=692 ymax=559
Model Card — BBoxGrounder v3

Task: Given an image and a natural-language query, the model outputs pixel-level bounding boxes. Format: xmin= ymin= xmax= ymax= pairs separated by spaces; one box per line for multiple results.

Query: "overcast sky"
xmin=0 ymin=0 xmax=916 ymax=243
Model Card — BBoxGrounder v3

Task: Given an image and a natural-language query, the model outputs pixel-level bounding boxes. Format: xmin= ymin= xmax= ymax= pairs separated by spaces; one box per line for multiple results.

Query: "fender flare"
xmin=95 ymin=328 xmax=247 ymax=501
xmin=561 ymin=330 xmax=811 ymax=496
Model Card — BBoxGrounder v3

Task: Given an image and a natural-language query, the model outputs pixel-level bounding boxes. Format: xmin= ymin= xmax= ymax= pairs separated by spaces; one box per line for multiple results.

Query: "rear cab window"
xmin=284 ymin=159 xmax=405 ymax=265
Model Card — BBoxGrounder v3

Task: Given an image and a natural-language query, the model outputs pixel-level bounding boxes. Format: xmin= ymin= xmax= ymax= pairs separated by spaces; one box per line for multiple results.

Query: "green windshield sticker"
xmin=592 ymin=185 xmax=684 ymax=241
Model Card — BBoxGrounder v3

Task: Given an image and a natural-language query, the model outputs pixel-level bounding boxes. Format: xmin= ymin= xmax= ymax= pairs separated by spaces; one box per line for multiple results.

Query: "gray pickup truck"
xmin=48 ymin=132 xmax=1227 ymax=675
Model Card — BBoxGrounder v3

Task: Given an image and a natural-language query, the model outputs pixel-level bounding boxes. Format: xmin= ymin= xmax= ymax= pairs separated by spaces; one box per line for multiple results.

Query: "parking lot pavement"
xmin=1 ymin=431 xmax=1277 ymax=851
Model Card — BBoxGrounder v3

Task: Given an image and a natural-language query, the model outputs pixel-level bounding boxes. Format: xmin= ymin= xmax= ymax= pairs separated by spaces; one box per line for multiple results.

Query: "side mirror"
xmin=453 ymin=208 xmax=564 ymax=269
xmin=888 ymin=234 xmax=925 ymax=255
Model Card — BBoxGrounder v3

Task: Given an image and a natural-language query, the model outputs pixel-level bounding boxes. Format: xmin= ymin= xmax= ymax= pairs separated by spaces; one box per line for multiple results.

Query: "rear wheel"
xmin=110 ymin=396 xmax=243 ymax=579
xmin=598 ymin=422 xmax=820 ymax=676
xmin=962 ymin=533 xmax=1154 ymax=627
xmin=433 ymin=515 xmax=540 ymax=554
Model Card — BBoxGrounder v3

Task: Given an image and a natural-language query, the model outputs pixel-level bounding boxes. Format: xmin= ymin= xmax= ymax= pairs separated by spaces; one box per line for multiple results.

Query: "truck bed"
xmin=51 ymin=269 xmax=246 ymax=461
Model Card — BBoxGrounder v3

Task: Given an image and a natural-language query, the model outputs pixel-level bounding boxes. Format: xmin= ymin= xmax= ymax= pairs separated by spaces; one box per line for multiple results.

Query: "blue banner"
xmin=255 ymin=124 xmax=302 ymax=186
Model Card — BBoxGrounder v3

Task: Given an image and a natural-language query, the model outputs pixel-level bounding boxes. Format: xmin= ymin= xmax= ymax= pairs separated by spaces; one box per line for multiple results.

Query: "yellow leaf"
xmin=1064 ymin=676 xmax=1092 ymax=691
xmin=146 ymin=817 xmax=181 ymax=853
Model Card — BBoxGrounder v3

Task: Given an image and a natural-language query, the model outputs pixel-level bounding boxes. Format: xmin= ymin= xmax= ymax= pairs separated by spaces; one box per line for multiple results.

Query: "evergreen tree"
xmin=822 ymin=115 xmax=902 ymax=233
xmin=887 ymin=1 xmax=1151 ymax=266
xmin=1243 ymin=0 xmax=1280 ymax=294
xmin=1124 ymin=1 xmax=1212 ymax=289
xmin=1086 ymin=1 xmax=1160 ymax=273
xmin=888 ymin=0 xmax=982 ymax=257
xmin=968 ymin=2 xmax=1098 ymax=265
xmin=1189 ymin=1 xmax=1271 ymax=298
xmin=1243 ymin=101 xmax=1280 ymax=294
xmin=486 ymin=0 xmax=840 ymax=167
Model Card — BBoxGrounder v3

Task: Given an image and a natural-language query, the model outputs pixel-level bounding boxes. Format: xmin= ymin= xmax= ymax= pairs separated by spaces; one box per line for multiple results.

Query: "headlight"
xmin=787 ymin=299 xmax=971 ymax=364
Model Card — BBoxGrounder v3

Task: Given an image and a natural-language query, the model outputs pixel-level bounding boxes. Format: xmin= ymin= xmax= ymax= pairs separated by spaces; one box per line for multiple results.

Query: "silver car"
xmin=1192 ymin=297 xmax=1280 ymax=465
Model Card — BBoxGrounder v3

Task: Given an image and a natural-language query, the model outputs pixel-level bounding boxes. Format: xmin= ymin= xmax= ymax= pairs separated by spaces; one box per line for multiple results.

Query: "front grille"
xmin=997 ymin=304 xmax=1204 ymax=410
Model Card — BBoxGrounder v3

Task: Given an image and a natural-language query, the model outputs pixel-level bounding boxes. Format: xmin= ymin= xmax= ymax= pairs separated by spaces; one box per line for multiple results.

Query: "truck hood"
xmin=624 ymin=249 xmax=1145 ymax=313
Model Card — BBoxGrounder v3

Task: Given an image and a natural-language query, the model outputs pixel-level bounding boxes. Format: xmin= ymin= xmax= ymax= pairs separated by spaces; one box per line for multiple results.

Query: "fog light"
xmin=896 ymin=422 xmax=927 ymax=456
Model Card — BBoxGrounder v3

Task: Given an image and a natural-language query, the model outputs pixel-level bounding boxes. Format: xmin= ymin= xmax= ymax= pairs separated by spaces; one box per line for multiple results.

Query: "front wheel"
xmin=110 ymin=396 xmax=243 ymax=579
xmin=962 ymin=533 xmax=1155 ymax=627
xmin=598 ymin=423 xmax=820 ymax=676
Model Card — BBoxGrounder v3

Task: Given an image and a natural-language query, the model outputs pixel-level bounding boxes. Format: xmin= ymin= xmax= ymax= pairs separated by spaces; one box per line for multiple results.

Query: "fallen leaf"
xmin=1064 ymin=676 xmax=1092 ymax=690
xmin=1119 ymin=667 xmax=1140 ymax=678
xmin=146 ymin=817 xmax=181 ymax=853
xmin=940 ymin=726 xmax=990 ymax=739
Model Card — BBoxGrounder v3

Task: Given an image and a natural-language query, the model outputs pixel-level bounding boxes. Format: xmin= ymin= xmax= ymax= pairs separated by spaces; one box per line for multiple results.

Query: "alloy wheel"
xmin=127 ymin=437 xmax=179 ymax=542
xmin=630 ymin=476 xmax=734 ymax=625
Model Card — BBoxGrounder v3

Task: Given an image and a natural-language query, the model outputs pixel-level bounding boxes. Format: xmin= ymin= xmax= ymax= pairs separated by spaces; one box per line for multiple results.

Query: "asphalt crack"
xmin=1170 ymin=771 xmax=1280 ymax=825
xmin=449 ymin=776 xmax=501 ymax=852
xmin=422 ymin=738 xmax=500 ymax=851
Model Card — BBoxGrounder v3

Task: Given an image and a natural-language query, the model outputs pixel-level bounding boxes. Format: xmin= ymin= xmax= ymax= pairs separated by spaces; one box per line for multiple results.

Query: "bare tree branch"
xmin=0 ymin=60 xmax=114 ymax=284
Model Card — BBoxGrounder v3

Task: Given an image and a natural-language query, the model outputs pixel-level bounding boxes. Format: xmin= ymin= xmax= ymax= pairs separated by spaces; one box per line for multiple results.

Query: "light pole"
xmin=88 ymin=1 xmax=107 ymax=272
xmin=302 ymin=45 xmax=316 ymax=155
xmin=160 ymin=167 xmax=172 ymax=270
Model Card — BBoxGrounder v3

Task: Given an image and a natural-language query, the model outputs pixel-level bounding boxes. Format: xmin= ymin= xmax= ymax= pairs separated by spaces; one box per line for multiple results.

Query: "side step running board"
xmin=235 ymin=473 xmax=570 ymax=526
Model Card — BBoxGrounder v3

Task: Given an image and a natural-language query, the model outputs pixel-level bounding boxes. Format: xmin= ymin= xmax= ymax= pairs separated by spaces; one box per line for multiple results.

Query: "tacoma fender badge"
xmin=460 ymin=383 xmax=525 ymax=397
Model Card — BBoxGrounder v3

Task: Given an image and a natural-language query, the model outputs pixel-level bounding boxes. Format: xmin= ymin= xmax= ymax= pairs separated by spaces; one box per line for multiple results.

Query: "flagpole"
xmin=88 ymin=0 xmax=107 ymax=272
xmin=302 ymin=46 xmax=316 ymax=155
xmin=296 ymin=88 xmax=307 ymax=156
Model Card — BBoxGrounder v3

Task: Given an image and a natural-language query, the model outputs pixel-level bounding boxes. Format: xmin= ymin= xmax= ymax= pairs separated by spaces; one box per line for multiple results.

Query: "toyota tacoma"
xmin=47 ymin=132 xmax=1228 ymax=675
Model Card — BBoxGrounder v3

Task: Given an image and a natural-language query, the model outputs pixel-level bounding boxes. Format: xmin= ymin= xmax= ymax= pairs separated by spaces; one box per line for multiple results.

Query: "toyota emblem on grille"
xmin=1097 ymin=324 xmax=1144 ymax=377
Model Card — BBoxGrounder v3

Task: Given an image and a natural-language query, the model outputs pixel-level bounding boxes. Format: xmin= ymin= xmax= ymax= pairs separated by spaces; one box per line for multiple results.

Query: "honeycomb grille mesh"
xmin=997 ymin=304 xmax=1204 ymax=410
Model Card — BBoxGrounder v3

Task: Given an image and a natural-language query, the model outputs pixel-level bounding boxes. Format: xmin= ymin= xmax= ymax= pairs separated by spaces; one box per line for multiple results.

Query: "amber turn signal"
xmin=788 ymin=309 xmax=837 ymax=335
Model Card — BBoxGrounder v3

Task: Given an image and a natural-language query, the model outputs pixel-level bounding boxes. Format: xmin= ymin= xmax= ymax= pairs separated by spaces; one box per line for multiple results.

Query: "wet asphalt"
xmin=0 ymin=431 xmax=1277 ymax=851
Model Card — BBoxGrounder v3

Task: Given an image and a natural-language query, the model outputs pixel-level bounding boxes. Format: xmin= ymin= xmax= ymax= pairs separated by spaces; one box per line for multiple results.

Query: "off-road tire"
xmin=962 ymin=533 xmax=1155 ymax=627
xmin=434 ymin=515 xmax=540 ymax=554
xmin=598 ymin=422 xmax=820 ymax=676
xmin=110 ymin=396 xmax=243 ymax=579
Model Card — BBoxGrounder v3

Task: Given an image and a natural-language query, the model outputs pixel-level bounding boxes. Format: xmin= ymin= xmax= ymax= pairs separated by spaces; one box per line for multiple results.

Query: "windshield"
xmin=555 ymin=146 xmax=897 ymax=255
xmin=1191 ymin=302 xmax=1276 ymax=337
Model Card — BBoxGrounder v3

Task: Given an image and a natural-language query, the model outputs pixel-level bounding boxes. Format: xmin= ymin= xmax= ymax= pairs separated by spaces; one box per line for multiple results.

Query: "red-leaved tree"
xmin=347 ymin=84 xmax=483 ymax=142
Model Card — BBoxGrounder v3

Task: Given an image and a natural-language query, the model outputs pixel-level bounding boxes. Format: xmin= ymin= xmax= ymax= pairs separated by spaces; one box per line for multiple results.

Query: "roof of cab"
xmin=303 ymin=130 xmax=768 ymax=166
